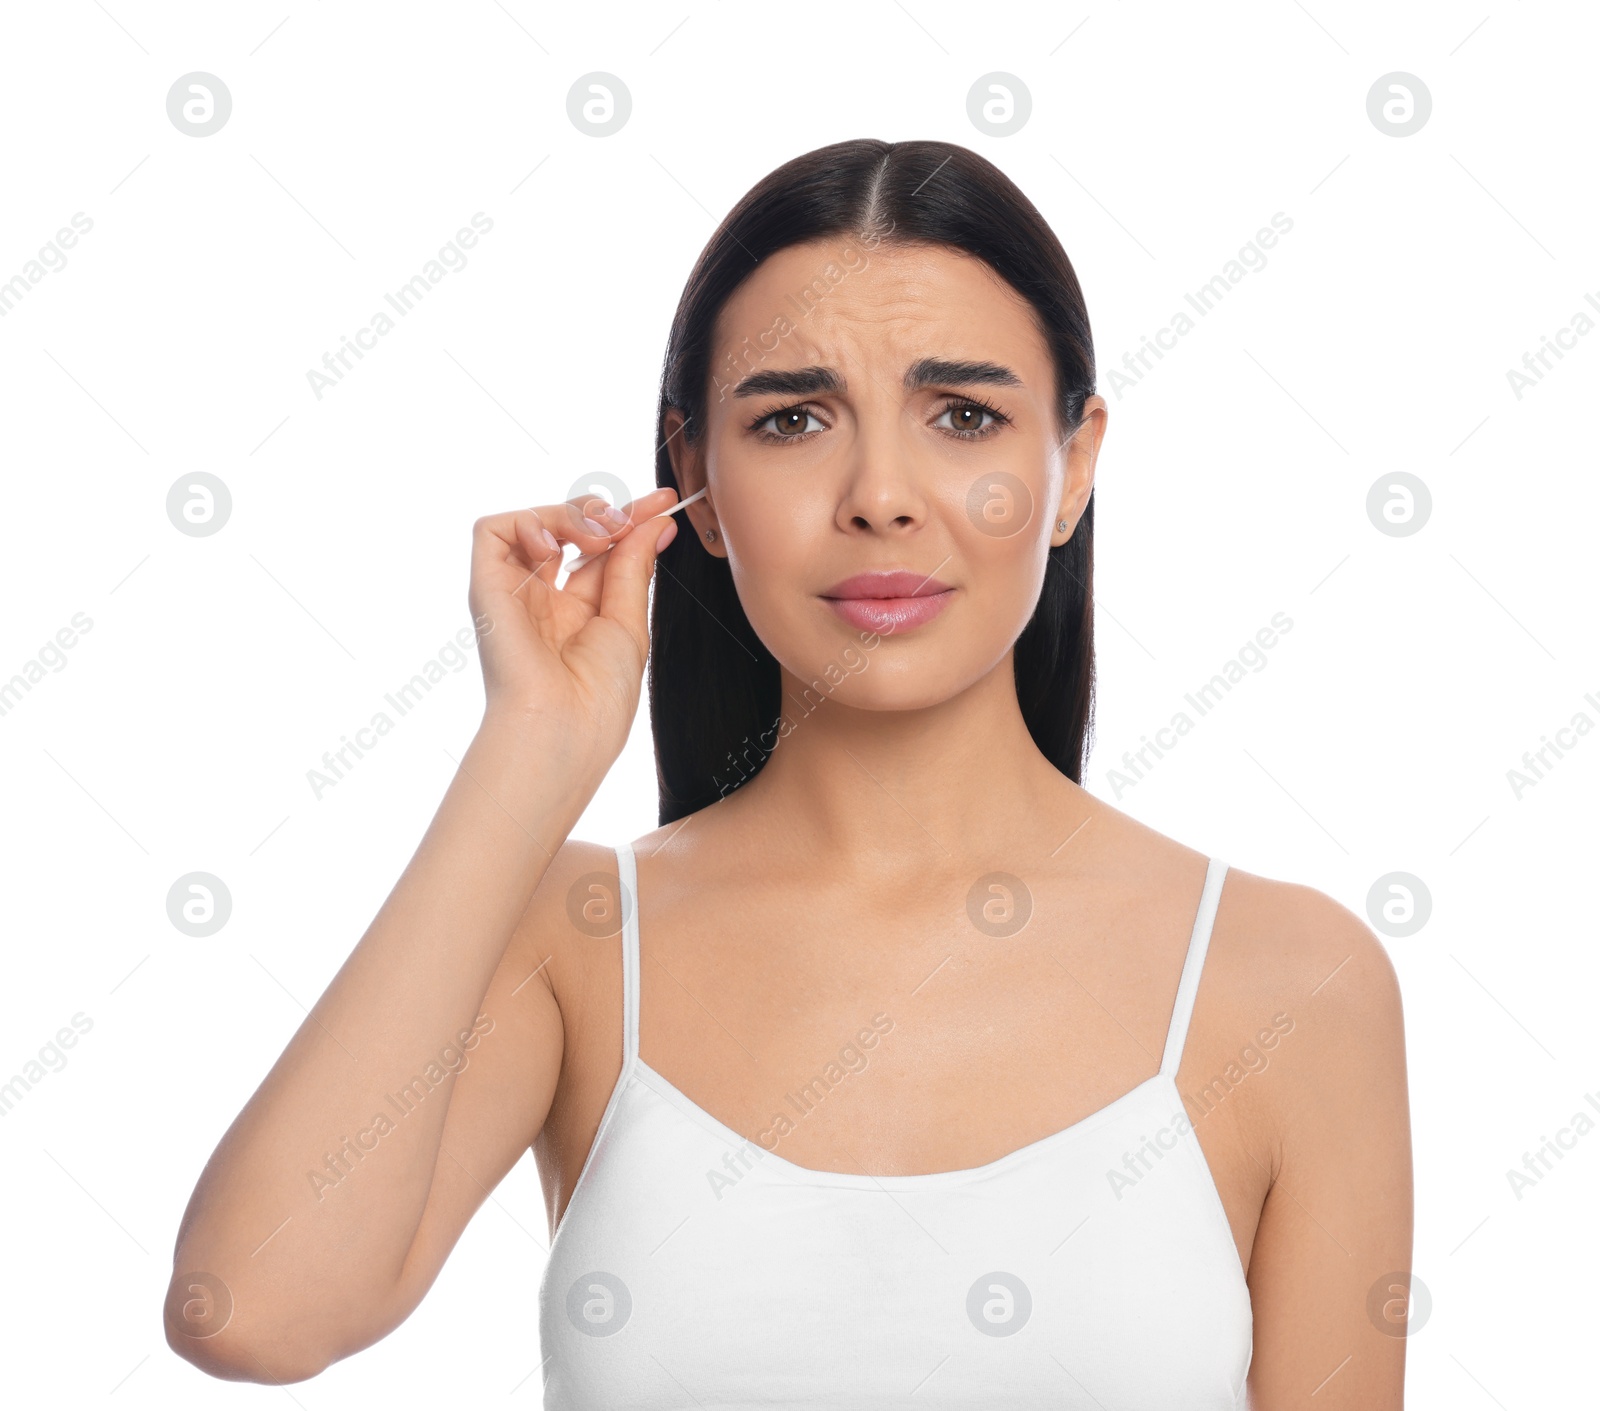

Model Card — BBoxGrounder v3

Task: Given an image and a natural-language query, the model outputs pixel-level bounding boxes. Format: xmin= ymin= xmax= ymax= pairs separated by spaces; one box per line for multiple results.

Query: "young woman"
xmin=166 ymin=138 xmax=1412 ymax=1408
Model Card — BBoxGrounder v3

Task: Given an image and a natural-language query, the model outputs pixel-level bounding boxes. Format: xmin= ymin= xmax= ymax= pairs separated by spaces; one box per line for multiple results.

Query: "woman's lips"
xmin=822 ymin=589 xmax=955 ymax=634
xmin=819 ymin=570 xmax=955 ymax=635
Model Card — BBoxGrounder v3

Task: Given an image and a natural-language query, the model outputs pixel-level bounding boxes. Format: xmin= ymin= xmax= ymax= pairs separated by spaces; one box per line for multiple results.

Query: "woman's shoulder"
xmin=1094 ymin=812 xmax=1407 ymax=1207
xmin=524 ymin=835 xmax=630 ymax=924
xmin=511 ymin=836 xmax=634 ymax=1006
xmin=1091 ymin=800 xmax=1406 ymax=1098
xmin=1164 ymin=855 xmax=1406 ymax=1179
xmin=1211 ymin=862 xmax=1400 ymax=1011
xmin=1209 ymin=861 xmax=1406 ymax=1123
xmin=1101 ymin=800 xmax=1399 ymax=1006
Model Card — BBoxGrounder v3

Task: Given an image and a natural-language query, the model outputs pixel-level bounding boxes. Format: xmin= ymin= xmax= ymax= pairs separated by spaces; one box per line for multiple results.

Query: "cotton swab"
xmin=563 ymin=486 xmax=708 ymax=573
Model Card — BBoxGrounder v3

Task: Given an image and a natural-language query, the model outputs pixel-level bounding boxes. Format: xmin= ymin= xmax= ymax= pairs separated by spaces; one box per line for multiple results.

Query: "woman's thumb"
xmin=597 ymin=512 xmax=677 ymax=661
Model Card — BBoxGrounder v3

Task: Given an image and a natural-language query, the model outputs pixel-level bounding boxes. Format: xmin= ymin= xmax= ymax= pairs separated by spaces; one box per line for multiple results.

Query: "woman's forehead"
xmin=710 ymin=241 xmax=1047 ymax=385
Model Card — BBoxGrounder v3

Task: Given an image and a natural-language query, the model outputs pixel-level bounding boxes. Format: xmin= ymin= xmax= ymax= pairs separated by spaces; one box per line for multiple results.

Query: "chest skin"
xmin=535 ymin=854 xmax=1277 ymax=1280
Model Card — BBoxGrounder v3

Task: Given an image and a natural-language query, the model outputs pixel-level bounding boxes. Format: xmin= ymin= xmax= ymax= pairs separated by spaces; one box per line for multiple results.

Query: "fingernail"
xmin=582 ymin=515 xmax=608 ymax=535
xmin=539 ymin=528 xmax=559 ymax=552
xmin=600 ymin=505 xmax=629 ymax=527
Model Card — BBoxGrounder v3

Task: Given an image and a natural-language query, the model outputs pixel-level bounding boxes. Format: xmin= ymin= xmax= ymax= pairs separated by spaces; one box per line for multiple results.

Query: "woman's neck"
xmin=713 ymin=656 xmax=1085 ymax=877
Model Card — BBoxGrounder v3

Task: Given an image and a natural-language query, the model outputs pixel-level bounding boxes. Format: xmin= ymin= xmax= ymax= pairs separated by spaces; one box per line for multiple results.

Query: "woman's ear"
xmin=662 ymin=406 xmax=695 ymax=493
xmin=1052 ymin=395 xmax=1107 ymax=544
xmin=661 ymin=406 xmax=725 ymax=556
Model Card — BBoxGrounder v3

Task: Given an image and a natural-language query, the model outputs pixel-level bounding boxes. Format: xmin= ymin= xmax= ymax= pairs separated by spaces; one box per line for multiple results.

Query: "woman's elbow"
xmin=163 ymin=1272 xmax=331 ymax=1385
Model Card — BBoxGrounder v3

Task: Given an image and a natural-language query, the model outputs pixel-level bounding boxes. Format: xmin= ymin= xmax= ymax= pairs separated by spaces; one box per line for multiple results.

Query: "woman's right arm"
xmin=162 ymin=488 xmax=684 ymax=1383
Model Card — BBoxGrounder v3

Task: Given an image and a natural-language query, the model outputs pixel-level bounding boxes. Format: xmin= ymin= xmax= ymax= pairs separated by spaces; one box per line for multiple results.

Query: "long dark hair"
xmin=648 ymin=138 xmax=1097 ymax=826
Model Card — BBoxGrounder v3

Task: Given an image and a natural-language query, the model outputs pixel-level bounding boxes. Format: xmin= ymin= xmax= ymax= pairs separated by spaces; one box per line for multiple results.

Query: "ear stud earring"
xmin=1056 ymin=518 xmax=1068 ymax=532
xmin=705 ymin=528 xmax=718 ymax=542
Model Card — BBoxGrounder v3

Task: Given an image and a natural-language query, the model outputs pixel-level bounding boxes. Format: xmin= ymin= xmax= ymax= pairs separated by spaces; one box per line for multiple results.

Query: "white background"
xmin=1 ymin=1 xmax=1595 ymax=1406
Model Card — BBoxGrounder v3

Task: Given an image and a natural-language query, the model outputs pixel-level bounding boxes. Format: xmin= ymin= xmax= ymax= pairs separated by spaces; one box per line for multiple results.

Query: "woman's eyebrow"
xmin=904 ymin=357 xmax=1023 ymax=391
xmin=732 ymin=366 xmax=845 ymax=399
xmin=732 ymin=357 xmax=1023 ymax=399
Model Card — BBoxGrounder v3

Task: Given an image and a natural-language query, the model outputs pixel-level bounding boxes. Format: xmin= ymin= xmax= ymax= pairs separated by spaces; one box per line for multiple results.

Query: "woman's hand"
xmin=468 ymin=487 xmax=681 ymax=764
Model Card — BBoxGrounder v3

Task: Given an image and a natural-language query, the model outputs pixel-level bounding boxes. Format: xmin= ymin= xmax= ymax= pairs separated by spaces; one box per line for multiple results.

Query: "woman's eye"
xmin=753 ymin=401 xmax=1003 ymax=442
xmin=936 ymin=403 xmax=999 ymax=437
xmin=754 ymin=407 xmax=826 ymax=439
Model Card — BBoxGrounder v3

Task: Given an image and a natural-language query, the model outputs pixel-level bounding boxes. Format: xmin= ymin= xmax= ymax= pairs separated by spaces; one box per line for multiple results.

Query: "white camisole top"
xmin=538 ymin=842 xmax=1253 ymax=1408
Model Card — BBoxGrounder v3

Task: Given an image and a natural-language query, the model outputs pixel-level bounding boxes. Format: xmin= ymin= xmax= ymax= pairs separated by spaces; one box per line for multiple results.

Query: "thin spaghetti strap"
xmin=613 ymin=841 xmax=640 ymax=1068
xmin=1159 ymin=858 xmax=1229 ymax=1080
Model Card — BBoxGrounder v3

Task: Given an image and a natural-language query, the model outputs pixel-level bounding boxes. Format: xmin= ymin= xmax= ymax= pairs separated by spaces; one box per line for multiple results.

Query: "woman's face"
xmin=666 ymin=236 xmax=1106 ymax=711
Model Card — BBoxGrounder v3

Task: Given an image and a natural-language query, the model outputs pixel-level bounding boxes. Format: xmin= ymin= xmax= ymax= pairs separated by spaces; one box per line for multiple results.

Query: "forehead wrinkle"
xmin=712 ymin=249 xmax=1043 ymax=411
xmin=730 ymin=355 xmax=1024 ymax=400
xmin=718 ymin=272 xmax=948 ymax=350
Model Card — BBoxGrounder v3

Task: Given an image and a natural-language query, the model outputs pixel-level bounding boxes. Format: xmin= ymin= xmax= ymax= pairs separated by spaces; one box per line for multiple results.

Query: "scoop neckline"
xmin=630 ymin=1053 xmax=1178 ymax=1191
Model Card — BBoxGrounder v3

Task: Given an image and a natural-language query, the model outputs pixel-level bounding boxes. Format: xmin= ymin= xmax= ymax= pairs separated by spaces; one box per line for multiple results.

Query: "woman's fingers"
xmin=557 ymin=488 xmax=683 ymax=588
xmin=595 ymin=497 xmax=681 ymax=664
xmin=471 ymin=511 xmax=564 ymax=598
xmin=513 ymin=512 xmax=567 ymax=592
xmin=475 ymin=501 xmax=611 ymax=577
xmin=472 ymin=489 xmax=683 ymax=610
